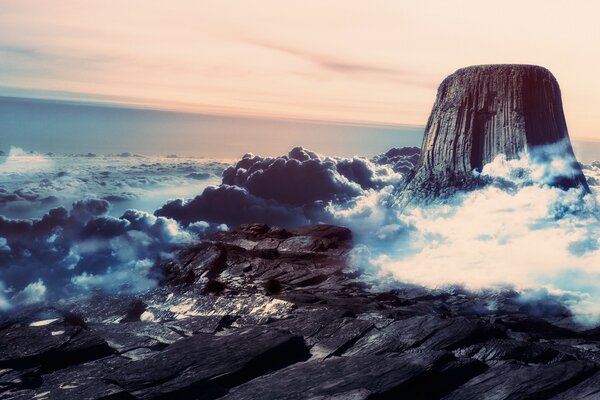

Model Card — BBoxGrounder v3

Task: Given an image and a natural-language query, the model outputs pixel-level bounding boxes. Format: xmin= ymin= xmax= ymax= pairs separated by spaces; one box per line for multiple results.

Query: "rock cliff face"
xmin=402 ymin=64 xmax=589 ymax=201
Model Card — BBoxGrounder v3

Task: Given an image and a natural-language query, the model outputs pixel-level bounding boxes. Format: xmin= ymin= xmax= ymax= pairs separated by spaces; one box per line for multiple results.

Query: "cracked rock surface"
xmin=401 ymin=64 xmax=589 ymax=204
xmin=2 ymin=223 xmax=600 ymax=399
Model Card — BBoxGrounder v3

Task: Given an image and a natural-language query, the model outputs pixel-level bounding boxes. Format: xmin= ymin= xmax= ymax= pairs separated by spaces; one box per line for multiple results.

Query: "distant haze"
xmin=0 ymin=97 xmax=423 ymax=158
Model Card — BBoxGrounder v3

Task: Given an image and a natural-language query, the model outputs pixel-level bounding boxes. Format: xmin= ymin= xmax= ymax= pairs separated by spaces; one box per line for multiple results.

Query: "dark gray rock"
xmin=270 ymin=309 xmax=375 ymax=358
xmin=224 ymin=351 xmax=485 ymax=400
xmin=442 ymin=361 xmax=597 ymax=400
xmin=160 ymin=223 xmax=353 ymax=296
xmin=108 ymin=326 xmax=310 ymax=399
xmin=119 ymin=299 xmax=148 ymax=323
xmin=89 ymin=321 xmax=180 ymax=358
xmin=2 ymin=356 xmax=130 ymax=400
xmin=401 ymin=64 xmax=589 ymax=203
xmin=344 ymin=315 xmax=505 ymax=356
xmin=550 ymin=370 xmax=600 ymax=399
xmin=453 ymin=338 xmax=561 ymax=364
xmin=0 ymin=316 xmax=112 ymax=372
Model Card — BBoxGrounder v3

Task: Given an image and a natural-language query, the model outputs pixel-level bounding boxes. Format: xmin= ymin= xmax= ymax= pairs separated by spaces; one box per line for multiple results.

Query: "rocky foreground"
xmin=0 ymin=224 xmax=600 ymax=399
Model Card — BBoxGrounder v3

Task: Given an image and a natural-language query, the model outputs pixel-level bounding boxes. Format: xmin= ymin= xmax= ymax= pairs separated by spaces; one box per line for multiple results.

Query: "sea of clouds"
xmin=0 ymin=147 xmax=234 ymax=309
xmin=339 ymin=142 xmax=600 ymax=325
xmin=3 ymin=143 xmax=600 ymax=326
xmin=0 ymin=147 xmax=229 ymax=219
xmin=0 ymin=146 xmax=417 ymax=309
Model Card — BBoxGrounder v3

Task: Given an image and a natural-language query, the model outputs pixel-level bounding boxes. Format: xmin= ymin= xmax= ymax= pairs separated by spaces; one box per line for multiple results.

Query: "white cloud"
xmin=13 ymin=279 xmax=47 ymax=305
xmin=364 ymin=154 xmax=600 ymax=325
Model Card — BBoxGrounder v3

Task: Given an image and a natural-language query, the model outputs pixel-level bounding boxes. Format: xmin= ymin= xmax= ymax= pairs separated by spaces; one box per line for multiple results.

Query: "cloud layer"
xmin=0 ymin=199 xmax=201 ymax=306
xmin=343 ymin=149 xmax=600 ymax=325
xmin=156 ymin=146 xmax=417 ymax=227
xmin=0 ymin=147 xmax=227 ymax=219
xmin=6 ymin=143 xmax=600 ymax=326
xmin=0 ymin=146 xmax=417 ymax=309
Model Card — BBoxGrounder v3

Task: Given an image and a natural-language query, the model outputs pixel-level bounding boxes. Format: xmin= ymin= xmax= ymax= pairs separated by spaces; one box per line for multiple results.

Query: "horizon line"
xmin=0 ymin=88 xmax=425 ymax=132
xmin=2 ymin=90 xmax=597 ymax=142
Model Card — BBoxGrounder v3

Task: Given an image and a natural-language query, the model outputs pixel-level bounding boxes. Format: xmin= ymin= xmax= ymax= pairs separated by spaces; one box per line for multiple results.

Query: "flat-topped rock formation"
xmin=3 ymin=224 xmax=600 ymax=399
xmin=401 ymin=64 xmax=589 ymax=202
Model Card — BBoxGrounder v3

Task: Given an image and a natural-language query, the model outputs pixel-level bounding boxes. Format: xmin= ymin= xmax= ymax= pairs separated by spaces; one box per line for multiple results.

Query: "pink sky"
xmin=1 ymin=1 xmax=599 ymax=137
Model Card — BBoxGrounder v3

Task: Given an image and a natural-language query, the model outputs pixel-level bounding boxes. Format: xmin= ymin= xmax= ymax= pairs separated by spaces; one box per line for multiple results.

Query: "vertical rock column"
xmin=401 ymin=64 xmax=588 ymax=202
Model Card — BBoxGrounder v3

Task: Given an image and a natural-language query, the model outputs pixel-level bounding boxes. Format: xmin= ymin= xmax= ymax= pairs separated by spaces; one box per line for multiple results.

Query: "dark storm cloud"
xmin=222 ymin=147 xmax=363 ymax=205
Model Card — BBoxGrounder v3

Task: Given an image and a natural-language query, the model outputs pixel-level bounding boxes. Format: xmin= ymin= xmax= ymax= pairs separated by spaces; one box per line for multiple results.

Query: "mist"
xmin=3 ymin=141 xmax=600 ymax=326
xmin=333 ymin=143 xmax=600 ymax=325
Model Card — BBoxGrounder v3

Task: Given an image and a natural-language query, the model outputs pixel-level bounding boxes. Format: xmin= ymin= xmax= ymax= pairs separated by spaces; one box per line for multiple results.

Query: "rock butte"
xmin=401 ymin=64 xmax=589 ymax=202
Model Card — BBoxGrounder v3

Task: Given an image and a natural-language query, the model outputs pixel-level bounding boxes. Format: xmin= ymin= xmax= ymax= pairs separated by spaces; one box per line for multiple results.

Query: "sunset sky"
xmin=1 ymin=1 xmax=600 ymax=138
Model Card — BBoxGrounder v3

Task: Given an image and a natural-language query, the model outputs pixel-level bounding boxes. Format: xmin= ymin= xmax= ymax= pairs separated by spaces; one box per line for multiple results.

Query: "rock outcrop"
xmin=2 ymin=224 xmax=600 ymax=399
xmin=401 ymin=64 xmax=589 ymax=202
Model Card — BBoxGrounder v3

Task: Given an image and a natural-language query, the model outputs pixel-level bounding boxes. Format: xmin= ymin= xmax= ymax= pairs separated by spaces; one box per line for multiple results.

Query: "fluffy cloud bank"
xmin=8 ymin=142 xmax=600 ymax=326
xmin=156 ymin=146 xmax=418 ymax=227
xmin=347 ymin=148 xmax=600 ymax=325
xmin=0 ymin=146 xmax=419 ymax=309
xmin=0 ymin=199 xmax=206 ymax=307
xmin=0 ymin=146 xmax=227 ymax=219
xmin=1 ymin=146 xmax=418 ymax=308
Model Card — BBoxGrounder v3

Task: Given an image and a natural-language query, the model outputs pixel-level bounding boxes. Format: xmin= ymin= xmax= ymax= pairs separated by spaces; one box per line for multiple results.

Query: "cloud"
xmin=157 ymin=146 xmax=415 ymax=228
xmin=6 ymin=142 xmax=600 ymax=327
xmin=0 ymin=199 xmax=198 ymax=307
xmin=223 ymin=148 xmax=361 ymax=205
xmin=0 ymin=146 xmax=53 ymax=173
xmin=186 ymin=172 xmax=212 ymax=180
xmin=71 ymin=198 xmax=112 ymax=222
xmin=240 ymin=37 xmax=437 ymax=88
xmin=358 ymin=152 xmax=600 ymax=325
xmin=156 ymin=185 xmax=309 ymax=227
xmin=247 ymin=38 xmax=403 ymax=76
xmin=478 ymin=139 xmax=589 ymax=191
xmin=0 ymin=45 xmax=40 ymax=59
xmin=0 ymin=147 xmax=227 ymax=219
xmin=0 ymin=281 xmax=10 ymax=311
xmin=12 ymin=279 xmax=47 ymax=305
xmin=371 ymin=147 xmax=420 ymax=174
xmin=238 ymin=38 xmax=436 ymax=91
xmin=0 ymin=189 xmax=59 ymax=216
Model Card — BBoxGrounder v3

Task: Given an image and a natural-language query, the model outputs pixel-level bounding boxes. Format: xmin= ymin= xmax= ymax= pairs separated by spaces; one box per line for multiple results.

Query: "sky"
xmin=0 ymin=97 xmax=423 ymax=157
xmin=1 ymin=1 xmax=600 ymax=138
